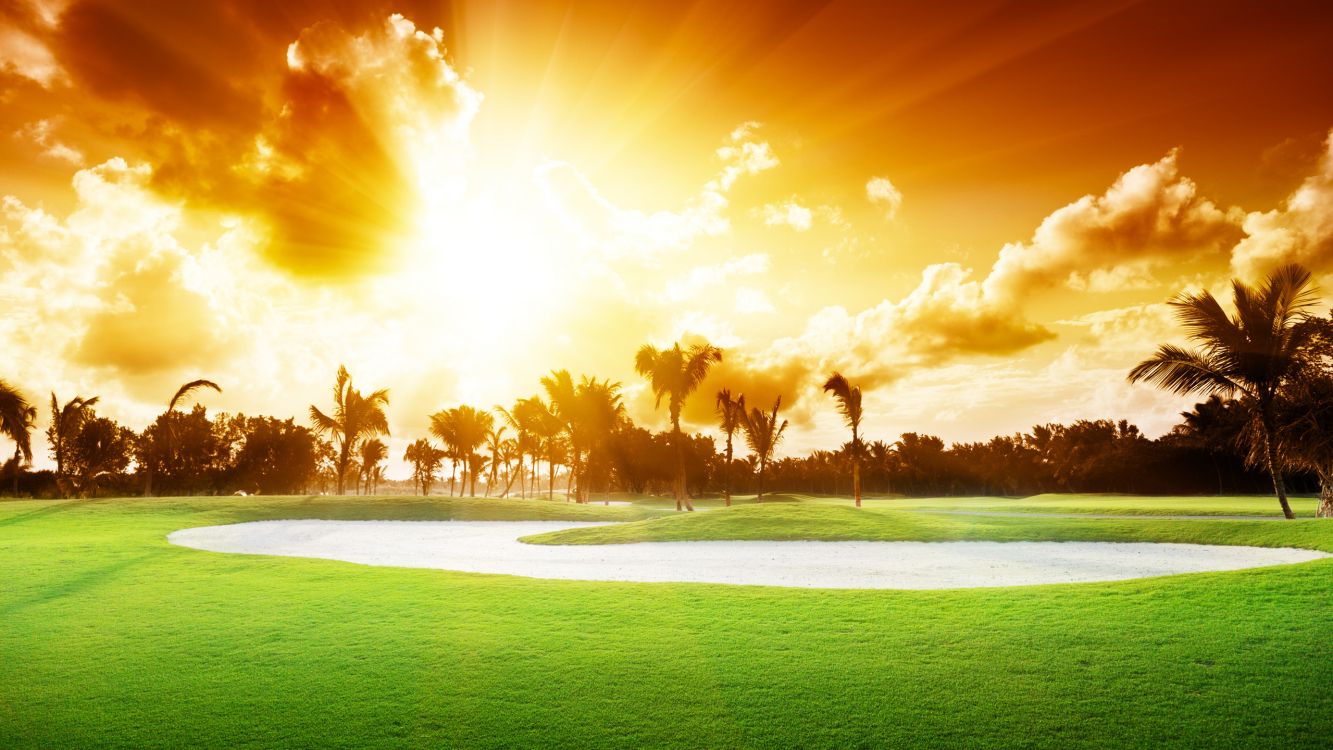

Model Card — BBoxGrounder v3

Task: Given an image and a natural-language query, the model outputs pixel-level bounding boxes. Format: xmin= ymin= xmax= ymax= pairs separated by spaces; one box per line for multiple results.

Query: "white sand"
xmin=167 ymin=520 xmax=1329 ymax=590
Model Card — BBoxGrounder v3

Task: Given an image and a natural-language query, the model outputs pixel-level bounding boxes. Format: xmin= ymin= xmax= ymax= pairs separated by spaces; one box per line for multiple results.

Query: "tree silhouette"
xmin=47 ymin=393 xmax=99 ymax=498
xmin=634 ymin=342 xmax=723 ymax=511
xmin=429 ymin=405 xmax=492 ymax=496
xmin=358 ymin=437 xmax=388 ymax=495
xmin=1129 ymin=264 xmax=1322 ymax=519
xmin=542 ymin=370 xmax=625 ymax=503
xmin=715 ymin=388 xmax=745 ymax=506
xmin=483 ymin=425 xmax=507 ymax=497
xmin=143 ymin=379 xmax=221 ymax=496
xmin=309 ymin=365 xmax=390 ymax=495
xmin=404 ymin=438 xmax=446 ymax=496
xmin=0 ymin=381 xmax=36 ymax=495
xmin=823 ymin=372 xmax=865 ymax=507
xmin=740 ymin=396 xmax=788 ymax=501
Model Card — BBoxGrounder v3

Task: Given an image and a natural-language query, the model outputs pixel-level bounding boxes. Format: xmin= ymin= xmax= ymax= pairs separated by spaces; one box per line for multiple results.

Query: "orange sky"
xmin=3 ymin=0 xmax=1333 ymax=471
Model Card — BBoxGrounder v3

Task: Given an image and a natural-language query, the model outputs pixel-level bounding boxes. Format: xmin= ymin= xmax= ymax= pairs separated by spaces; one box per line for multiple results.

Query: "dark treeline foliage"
xmin=0 ymin=384 xmax=1316 ymax=502
xmin=752 ymin=412 xmax=1292 ymax=498
xmin=3 ymin=403 xmax=332 ymax=498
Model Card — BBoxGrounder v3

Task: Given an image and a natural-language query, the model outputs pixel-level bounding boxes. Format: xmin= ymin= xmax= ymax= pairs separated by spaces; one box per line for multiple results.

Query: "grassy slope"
xmin=2 ymin=495 xmax=1331 ymax=749
xmin=526 ymin=502 xmax=1333 ymax=550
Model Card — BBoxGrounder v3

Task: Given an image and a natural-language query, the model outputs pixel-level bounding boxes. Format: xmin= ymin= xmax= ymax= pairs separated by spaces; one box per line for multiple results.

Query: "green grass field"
xmin=3 ymin=494 xmax=1331 ymax=748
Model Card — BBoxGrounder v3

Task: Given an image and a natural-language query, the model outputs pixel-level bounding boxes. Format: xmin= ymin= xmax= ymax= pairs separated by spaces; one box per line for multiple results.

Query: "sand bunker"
xmin=167 ymin=520 xmax=1329 ymax=589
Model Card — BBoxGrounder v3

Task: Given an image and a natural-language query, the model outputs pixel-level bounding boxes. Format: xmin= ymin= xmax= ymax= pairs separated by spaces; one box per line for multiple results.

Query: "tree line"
xmin=1 ymin=264 xmax=1330 ymax=517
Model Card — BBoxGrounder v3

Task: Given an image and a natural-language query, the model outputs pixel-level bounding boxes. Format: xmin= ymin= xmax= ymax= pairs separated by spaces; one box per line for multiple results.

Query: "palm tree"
xmin=740 ymin=396 xmax=788 ymax=501
xmin=634 ymin=341 xmax=723 ymax=511
xmin=542 ymin=371 xmax=626 ymax=503
xmin=822 ymin=372 xmax=865 ymax=507
xmin=1 ymin=381 xmax=36 ymax=495
xmin=144 ymin=379 xmax=221 ymax=496
xmin=497 ymin=398 xmax=548 ymax=498
xmin=309 ymin=365 xmax=390 ymax=495
xmin=47 ymin=393 xmax=99 ymax=498
xmin=429 ymin=409 xmax=461 ymax=495
xmin=430 ymin=406 xmax=493 ymax=496
xmin=1267 ymin=371 xmax=1333 ymax=517
xmin=404 ymin=438 xmax=446 ymax=496
xmin=483 ymin=425 xmax=507 ymax=497
xmin=572 ymin=376 xmax=626 ymax=504
xmin=715 ymin=388 xmax=745 ymax=506
xmin=1128 ymin=264 xmax=1322 ymax=519
xmin=359 ymin=438 xmax=388 ymax=495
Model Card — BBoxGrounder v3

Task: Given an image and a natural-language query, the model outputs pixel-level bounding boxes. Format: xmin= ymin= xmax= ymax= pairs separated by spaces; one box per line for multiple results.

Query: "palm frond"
xmin=168 ymin=379 xmax=221 ymax=412
xmin=1127 ymin=345 xmax=1245 ymax=397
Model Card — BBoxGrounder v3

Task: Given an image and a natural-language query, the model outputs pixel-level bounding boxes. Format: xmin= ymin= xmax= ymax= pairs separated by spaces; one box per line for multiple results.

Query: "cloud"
xmin=0 ymin=1 xmax=64 ymax=85
xmin=982 ymin=150 xmax=1242 ymax=302
xmin=866 ymin=176 xmax=903 ymax=220
xmin=734 ymin=287 xmax=775 ymax=314
xmin=761 ymin=200 xmax=813 ymax=231
xmin=537 ymin=122 xmax=779 ymax=258
xmin=1231 ymin=128 xmax=1333 ymax=279
xmin=17 ymin=118 xmax=83 ymax=164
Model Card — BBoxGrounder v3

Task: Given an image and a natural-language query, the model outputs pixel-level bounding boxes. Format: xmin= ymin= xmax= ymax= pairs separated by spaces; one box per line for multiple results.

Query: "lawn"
xmin=2 ymin=494 xmax=1331 ymax=748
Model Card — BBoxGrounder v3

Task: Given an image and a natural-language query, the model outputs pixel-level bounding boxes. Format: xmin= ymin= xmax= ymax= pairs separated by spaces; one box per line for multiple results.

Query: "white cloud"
xmin=17 ymin=119 xmax=84 ymax=164
xmin=982 ymin=150 xmax=1242 ymax=302
xmin=761 ymin=200 xmax=814 ymax=231
xmin=1231 ymin=128 xmax=1333 ymax=279
xmin=866 ymin=176 xmax=903 ymax=220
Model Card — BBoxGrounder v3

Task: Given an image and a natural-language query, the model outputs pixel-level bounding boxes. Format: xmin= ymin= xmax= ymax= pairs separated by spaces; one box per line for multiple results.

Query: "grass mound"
xmin=524 ymin=501 xmax=1333 ymax=552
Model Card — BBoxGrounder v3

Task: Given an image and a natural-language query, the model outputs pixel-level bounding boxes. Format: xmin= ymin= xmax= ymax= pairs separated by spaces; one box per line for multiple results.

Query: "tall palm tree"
xmin=1128 ymin=264 xmax=1322 ymax=519
xmin=822 ymin=372 xmax=865 ymax=508
xmin=497 ymin=397 xmax=547 ymax=498
xmin=309 ymin=365 xmax=390 ymax=495
xmin=541 ymin=370 xmax=582 ymax=500
xmin=48 ymin=393 xmax=99 ymax=498
xmin=1 ymin=381 xmax=36 ymax=495
xmin=715 ymin=388 xmax=745 ymax=507
xmin=634 ymin=341 xmax=723 ymax=511
xmin=359 ymin=438 xmax=388 ymax=495
xmin=429 ymin=409 xmax=461 ymax=495
xmin=144 ymin=379 xmax=222 ymax=496
xmin=483 ymin=425 xmax=507 ymax=497
xmin=740 ymin=396 xmax=788 ymax=501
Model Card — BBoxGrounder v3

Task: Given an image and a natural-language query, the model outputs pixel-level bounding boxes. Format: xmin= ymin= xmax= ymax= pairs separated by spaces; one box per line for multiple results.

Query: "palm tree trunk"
xmin=723 ymin=434 xmax=732 ymax=507
xmin=337 ymin=442 xmax=350 ymax=495
xmin=1318 ymin=475 xmax=1333 ymax=519
xmin=1261 ymin=413 xmax=1296 ymax=519
xmin=11 ymin=445 xmax=20 ymax=495
xmin=854 ymin=460 xmax=861 ymax=508
xmin=548 ymin=460 xmax=555 ymax=500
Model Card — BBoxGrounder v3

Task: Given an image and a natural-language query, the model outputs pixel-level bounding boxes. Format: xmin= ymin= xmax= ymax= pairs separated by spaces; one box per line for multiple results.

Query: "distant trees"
xmin=428 ymin=406 xmax=493 ymax=497
xmin=358 ymin=438 xmax=388 ymax=495
xmin=741 ymin=396 xmax=788 ymax=501
xmin=1129 ymin=264 xmax=1323 ymax=519
xmin=223 ymin=415 xmax=322 ymax=495
xmin=142 ymin=379 xmax=221 ymax=496
xmin=634 ymin=341 xmax=723 ymax=511
xmin=822 ymin=373 xmax=864 ymax=508
xmin=404 ymin=438 xmax=447 ymax=496
xmin=309 ymin=366 xmax=390 ymax=495
xmin=715 ymin=389 xmax=744 ymax=506
xmin=47 ymin=393 xmax=100 ymax=497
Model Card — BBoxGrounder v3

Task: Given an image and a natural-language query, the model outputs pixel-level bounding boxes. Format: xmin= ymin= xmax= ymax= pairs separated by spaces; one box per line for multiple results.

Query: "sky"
xmin=3 ymin=0 xmax=1333 ymax=474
